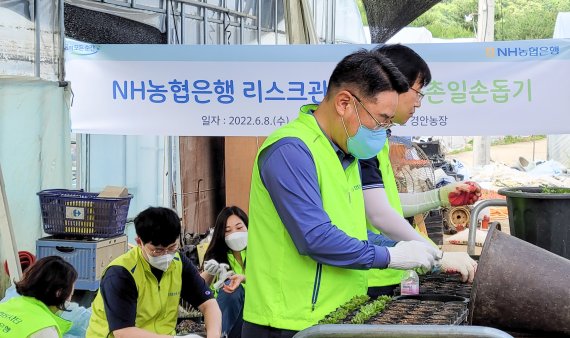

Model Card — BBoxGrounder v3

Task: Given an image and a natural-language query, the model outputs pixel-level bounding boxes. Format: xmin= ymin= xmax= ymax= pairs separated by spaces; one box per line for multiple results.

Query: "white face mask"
xmin=146 ymin=253 xmax=175 ymax=271
xmin=225 ymin=231 xmax=248 ymax=251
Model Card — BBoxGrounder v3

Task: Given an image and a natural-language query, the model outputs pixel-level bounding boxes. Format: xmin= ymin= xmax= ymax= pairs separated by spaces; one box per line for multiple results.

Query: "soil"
xmin=176 ymin=319 xmax=205 ymax=335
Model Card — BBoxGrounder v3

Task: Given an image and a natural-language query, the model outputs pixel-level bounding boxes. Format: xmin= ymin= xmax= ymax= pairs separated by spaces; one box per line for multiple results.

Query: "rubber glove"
xmin=387 ymin=240 xmax=441 ymax=271
xmin=213 ymin=263 xmax=235 ymax=290
xmin=440 ymin=252 xmax=478 ymax=283
xmin=438 ymin=181 xmax=481 ymax=207
xmin=203 ymin=259 xmax=221 ymax=276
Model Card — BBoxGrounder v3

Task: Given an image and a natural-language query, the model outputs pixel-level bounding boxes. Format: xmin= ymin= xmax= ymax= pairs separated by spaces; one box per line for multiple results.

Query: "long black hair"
xmin=203 ymin=206 xmax=248 ymax=266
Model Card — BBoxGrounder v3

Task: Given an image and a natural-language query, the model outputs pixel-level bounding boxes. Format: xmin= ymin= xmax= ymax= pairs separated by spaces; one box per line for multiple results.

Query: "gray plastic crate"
xmin=36 ymin=235 xmax=128 ymax=291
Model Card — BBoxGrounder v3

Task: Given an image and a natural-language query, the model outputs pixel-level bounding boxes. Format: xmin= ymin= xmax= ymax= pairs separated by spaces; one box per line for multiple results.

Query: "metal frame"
xmin=293 ymin=324 xmax=514 ymax=338
xmin=467 ymin=199 xmax=507 ymax=255
xmin=84 ymin=0 xmax=290 ymax=45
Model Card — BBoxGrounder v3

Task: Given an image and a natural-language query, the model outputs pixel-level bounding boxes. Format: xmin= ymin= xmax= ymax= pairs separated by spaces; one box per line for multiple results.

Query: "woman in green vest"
xmin=200 ymin=206 xmax=248 ymax=338
xmin=0 ymin=256 xmax=77 ymax=338
xmin=361 ymin=44 xmax=480 ymax=298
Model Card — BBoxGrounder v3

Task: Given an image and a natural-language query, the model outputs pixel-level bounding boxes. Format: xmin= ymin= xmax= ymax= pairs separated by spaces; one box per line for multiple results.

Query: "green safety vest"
xmin=243 ymin=105 xmax=368 ymax=331
xmin=227 ymin=250 xmax=246 ymax=289
xmin=366 ymin=140 xmax=407 ymax=287
xmin=0 ymin=296 xmax=71 ymax=338
xmin=86 ymin=247 xmax=183 ymax=337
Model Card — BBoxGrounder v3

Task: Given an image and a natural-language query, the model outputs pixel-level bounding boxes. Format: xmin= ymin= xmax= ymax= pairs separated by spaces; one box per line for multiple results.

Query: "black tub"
xmin=498 ymin=186 xmax=570 ymax=259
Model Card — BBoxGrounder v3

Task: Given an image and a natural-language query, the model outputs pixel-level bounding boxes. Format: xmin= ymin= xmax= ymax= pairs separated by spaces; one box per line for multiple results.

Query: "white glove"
xmin=213 ymin=263 xmax=235 ymax=290
xmin=175 ymin=334 xmax=204 ymax=338
xmin=440 ymin=252 xmax=478 ymax=283
xmin=203 ymin=259 xmax=221 ymax=276
xmin=387 ymin=240 xmax=441 ymax=271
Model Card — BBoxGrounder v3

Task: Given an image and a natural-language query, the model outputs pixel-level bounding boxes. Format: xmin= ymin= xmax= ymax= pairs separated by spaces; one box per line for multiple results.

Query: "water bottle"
xmin=400 ymin=270 xmax=419 ymax=295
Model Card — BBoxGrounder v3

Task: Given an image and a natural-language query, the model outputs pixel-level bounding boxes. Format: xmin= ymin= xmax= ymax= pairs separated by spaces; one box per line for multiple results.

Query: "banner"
xmin=65 ymin=39 xmax=570 ymax=136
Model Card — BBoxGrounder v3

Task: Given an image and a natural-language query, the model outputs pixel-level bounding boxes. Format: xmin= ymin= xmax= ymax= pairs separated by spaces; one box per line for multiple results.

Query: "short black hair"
xmin=15 ymin=256 xmax=77 ymax=311
xmin=203 ymin=206 xmax=248 ymax=267
xmin=327 ymin=48 xmax=409 ymax=101
xmin=134 ymin=206 xmax=181 ymax=247
xmin=374 ymin=44 xmax=432 ymax=87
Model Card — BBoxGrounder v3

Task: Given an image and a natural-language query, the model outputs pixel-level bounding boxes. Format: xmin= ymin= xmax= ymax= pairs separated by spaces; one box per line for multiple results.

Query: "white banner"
xmin=65 ymin=39 xmax=570 ymax=136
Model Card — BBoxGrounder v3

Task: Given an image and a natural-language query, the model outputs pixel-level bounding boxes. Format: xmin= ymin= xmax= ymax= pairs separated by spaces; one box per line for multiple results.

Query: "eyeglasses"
xmin=350 ymin=93 xmax=395 ymax=130
xmin=410 ymin=87 xmax=425 ymax=103
xmin=145 ymin=243 xmax=179 ymax=256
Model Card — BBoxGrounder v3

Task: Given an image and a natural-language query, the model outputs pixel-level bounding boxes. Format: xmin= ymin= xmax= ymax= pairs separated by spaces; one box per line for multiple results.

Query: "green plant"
xmin=541 ymin=186 xmax=570 ymax=194
xmin=491 ymin=135 xmax=545 ymax=146
xmin=410 ymin=0 xmax=570 ymax=41
xmin=350 ymin=296 xmax=391 ymax=324
xmin=318 ymin=294 xmax=370 ymax=324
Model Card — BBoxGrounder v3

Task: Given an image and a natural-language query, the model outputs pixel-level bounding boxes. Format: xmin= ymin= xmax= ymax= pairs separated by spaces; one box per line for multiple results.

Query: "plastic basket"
xmin=38 ymin=189 xmax=132 ymax=238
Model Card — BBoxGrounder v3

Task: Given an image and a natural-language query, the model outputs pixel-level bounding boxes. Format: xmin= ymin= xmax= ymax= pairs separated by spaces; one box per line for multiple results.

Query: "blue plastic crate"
xmin=36 ymin=235 xmax=128 ymax=291
xmin=38 ymin=189 xmax=132 ymax=238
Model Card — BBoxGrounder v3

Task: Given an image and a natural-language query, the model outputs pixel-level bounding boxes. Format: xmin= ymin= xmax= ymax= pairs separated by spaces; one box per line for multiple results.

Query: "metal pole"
xmin=467 ymin=199 xmax=506 ymax=255
xmin=473 ymin=0 xmax=495 ymax=167
xmin=274 ymin=0 xmax=278 ymax=44
xmin=180 ymin=2 xmax=185 ymax=44
xmin=257 ymin=0 xmax=261 ymax=44
xmin=331 ymin=0 xmax=336 ymax=43
xmin=239 ymin=0 xmax=243 ymax=44
xmin=0 ymin=165 xmax=23 ymax=283
xmin=175 ymin=0 xmax=257 ymax=20
xmin=85 ymin=134 xmax=91 ymax=191
xmin=58 ymin=0 xmax=65 ymax=83
xmin=34 ymin=0 xmax=41 ymax=77
xmin=166 ymin=0 xmax=172 ymax=43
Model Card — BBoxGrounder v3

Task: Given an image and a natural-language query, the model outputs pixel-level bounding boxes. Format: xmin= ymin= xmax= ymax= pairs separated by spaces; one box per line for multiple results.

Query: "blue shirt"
xmin=258 ymin=134 xmax=395 ymax=270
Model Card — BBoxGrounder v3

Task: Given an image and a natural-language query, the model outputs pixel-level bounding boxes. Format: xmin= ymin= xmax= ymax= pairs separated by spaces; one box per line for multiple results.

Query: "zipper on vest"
xmin=311 ymin=263 xmax=322 ymax=311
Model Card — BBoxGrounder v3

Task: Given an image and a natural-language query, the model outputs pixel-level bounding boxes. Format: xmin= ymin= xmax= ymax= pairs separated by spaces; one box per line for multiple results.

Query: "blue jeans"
xmin=217 ymin=284 xmax=245 ymax=338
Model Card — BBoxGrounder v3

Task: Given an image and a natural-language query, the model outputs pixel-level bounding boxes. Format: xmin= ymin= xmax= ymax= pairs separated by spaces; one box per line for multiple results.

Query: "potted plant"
xmin=498 ymin=185 xmax=570 ymax=259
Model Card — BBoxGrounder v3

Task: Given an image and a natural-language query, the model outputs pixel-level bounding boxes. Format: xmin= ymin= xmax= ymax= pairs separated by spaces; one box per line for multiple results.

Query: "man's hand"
xmin=387 ymin=240 xmax=441 ymax=271
xmin=440 ymin=252 xmax=477 ymax=283
xmin=203 ymin=259 xmax=221 ymax=276
xmin=439 ymin=181 xmax=481 ymax=207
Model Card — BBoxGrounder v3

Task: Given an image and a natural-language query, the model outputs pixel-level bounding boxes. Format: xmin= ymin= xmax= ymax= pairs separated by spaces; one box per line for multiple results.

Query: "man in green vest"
xmin=87 ymin=207 xmax=222 ymax=338
xmin=360 ymin=44 xmax=481 ymax=298
xmin=243 ymin=49 xmax=442 ymax=337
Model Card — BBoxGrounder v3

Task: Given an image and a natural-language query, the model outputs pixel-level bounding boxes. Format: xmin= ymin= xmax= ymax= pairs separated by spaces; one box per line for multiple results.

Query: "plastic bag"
xmin=60 ymin=301 xmax=92 ymax=338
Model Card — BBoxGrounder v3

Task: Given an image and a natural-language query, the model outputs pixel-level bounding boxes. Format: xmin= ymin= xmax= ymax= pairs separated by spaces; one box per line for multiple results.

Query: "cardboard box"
xmin=196 ymin=242 xmax=210 ymax=267
xmin=97 ymin=186 xmax=129 ymax=198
